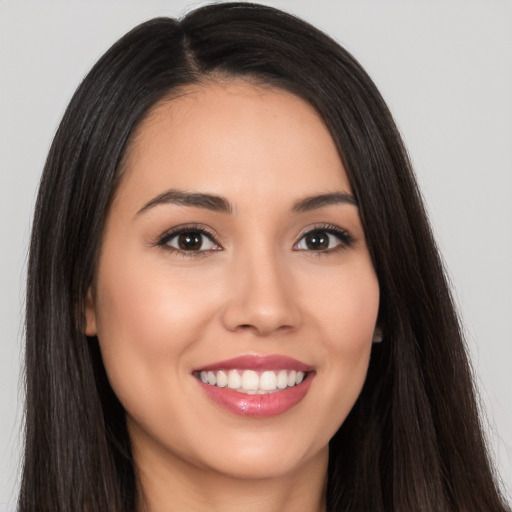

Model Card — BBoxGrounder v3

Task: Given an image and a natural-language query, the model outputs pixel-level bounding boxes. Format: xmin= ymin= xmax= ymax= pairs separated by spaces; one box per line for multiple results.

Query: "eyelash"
xmin=156 ymin=223 xmax=354 ymax=257
xmin=156 ymin=224 xmax=220 ymax=258
xmin=293 ymin=224 xmax=354 ymax=254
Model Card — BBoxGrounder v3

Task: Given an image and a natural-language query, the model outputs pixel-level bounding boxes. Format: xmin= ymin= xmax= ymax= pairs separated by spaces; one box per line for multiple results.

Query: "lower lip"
xmin=197 ymin=375 xmax=314 ymax=418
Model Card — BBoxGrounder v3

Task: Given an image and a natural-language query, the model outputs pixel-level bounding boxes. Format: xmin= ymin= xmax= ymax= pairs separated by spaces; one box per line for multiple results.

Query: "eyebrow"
xmin=136 ymin=189 xmax=357 ymax=216
xmin=136 ymin=189 xmax=233 ymax=215
xmin=292 ymin=192 xmax=358 ymax=212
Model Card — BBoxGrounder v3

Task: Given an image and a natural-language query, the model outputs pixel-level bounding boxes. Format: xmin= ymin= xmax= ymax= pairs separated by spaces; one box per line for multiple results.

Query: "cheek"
xmin=326 ymin=269 xmax=379 ymax=369
xmin=303 ymin=261 xmax=379 ymax=425
xmin=95 ymin=243 xmax=219 ymax=343
xmin=92 ymin=250 xmax=217 ymax=409
xmin=306 ymin=257 xmax=380 ymax=347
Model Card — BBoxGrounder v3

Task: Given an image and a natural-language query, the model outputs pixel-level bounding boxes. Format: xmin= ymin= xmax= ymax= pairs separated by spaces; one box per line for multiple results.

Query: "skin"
xmin=85 ymin=80 xmax=380 ymax=512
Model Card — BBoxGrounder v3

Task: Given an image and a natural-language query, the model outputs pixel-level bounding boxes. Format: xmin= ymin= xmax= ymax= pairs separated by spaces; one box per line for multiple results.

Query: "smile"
xmin=196 ymin=369 xmax=306 ymax=394
xmin=193 ymin=355 xmax=314 ymax=417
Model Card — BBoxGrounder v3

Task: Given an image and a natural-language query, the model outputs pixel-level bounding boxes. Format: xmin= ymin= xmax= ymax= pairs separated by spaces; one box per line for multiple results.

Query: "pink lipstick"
xmin=193 ymin=355 xmax=314 ymax=418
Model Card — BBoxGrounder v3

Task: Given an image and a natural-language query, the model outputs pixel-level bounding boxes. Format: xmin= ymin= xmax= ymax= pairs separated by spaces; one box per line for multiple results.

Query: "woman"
xmin=19 ymin=3 xmax=509 ymax=511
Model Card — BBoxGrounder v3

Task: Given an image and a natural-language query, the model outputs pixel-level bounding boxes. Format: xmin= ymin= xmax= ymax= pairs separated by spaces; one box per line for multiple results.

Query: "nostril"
xmin=219 ymin=283 xmax=302 ymax=335
xmin=236 ymin=324 xmax=262 ymax=334
xmin=233 ymin=322 xmax=296 ymax=336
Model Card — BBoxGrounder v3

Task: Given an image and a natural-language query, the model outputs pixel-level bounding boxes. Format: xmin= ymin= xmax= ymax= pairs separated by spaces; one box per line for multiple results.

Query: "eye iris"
xmin=305 ymin=230 xmax=329 ymax=250
xmin=178 ymin=232 xmax=202 ymax=251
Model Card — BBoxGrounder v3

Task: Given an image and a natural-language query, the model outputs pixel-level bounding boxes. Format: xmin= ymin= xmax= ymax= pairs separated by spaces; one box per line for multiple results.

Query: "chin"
xmin=201 ymin=445 xmax=327 ymax=481
xmin=184 ymin=426 xmax=330 ymax=482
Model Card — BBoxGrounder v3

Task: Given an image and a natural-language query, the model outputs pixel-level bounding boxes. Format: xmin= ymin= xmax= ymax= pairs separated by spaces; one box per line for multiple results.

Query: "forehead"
xmin=118 ymin=80 xmax=351 ymax=208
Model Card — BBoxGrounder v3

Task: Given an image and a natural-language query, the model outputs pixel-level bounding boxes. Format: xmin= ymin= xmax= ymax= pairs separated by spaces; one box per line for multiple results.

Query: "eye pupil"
xmin=305 ymin=231 xmax=329 ymax=250
xmin=178 ymin=232 xmax=202 ymax=251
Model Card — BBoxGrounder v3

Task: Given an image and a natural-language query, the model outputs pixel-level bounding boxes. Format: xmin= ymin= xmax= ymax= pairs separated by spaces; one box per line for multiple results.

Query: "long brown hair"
xmin=20 ymin=3 xmax=509 ymax=511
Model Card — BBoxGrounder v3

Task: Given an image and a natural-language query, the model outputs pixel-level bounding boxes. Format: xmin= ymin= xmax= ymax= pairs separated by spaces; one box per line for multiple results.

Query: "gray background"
xmin=1 ymin=1 xmax=511 ymax=509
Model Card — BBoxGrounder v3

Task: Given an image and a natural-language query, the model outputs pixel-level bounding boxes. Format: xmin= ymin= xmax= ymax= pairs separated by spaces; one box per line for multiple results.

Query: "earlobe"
xmin=84 ymin=287 xmax=97 ymax=336
xmin=372 ymin=327 xmax=383 ymax=343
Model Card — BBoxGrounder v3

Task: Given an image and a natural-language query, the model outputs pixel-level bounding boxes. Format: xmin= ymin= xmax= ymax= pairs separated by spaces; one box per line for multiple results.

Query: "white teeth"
xmin=277 ymin=370 xmax=288 ymax=389
xmin=260 ymin=370 xmax=277 ymax=391
xmin=198 ymin=368 xmax=308 ymax=393
xmin=216 ymin=370 xmax=228 ymax=388
xmin=241 ymin=370 xmax=259 ymax=391
xmin=227 ymin=369 xmax=242 ymax=389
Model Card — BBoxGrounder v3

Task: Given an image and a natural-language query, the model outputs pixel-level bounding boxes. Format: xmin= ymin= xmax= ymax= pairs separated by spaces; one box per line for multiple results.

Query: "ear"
xmin=372 ymin=326 xmax=383 ymax=343
xmin=84 ymin=287 xmax=97 ymax=336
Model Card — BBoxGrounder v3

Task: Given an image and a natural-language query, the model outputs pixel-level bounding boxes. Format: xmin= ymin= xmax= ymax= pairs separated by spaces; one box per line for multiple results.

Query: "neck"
xmin=134 ymin=442 xmax=328 ymax=512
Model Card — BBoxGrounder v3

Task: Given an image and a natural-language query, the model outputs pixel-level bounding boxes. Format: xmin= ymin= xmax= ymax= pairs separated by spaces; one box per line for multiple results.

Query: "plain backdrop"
xmin=1 ymin=0 xmax=511 ymax=509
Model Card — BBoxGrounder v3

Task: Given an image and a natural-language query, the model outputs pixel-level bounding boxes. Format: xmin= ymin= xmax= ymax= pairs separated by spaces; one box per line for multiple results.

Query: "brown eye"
xmin=166 ymin=230 xmax=218 ymax=252
xmin=177 ymin=232 xmax=202 ymax=251
xmin=302 ymin=231 xmax=330 ymax=250
xmin=294 ymin=227 xmax=352 ymax=252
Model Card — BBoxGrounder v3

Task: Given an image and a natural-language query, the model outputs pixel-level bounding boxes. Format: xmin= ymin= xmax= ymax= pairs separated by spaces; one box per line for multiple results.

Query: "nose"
xmin=220 ymin=248 xmax=301 ymax=337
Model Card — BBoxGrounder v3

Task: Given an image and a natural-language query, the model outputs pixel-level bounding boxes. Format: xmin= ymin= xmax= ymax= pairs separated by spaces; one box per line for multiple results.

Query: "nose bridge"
xmin=221 ymin=238 xmax=300 ymax=335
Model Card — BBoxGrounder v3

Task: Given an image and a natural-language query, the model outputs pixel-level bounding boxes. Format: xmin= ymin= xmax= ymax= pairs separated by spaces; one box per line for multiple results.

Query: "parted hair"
xmin=20 ymin=3 xmax=509 ymax=511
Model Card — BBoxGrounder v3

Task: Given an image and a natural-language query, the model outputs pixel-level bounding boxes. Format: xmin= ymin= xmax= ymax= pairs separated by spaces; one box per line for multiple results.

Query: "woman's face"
xmin=86 ymin=81 xmax=380 ymax=482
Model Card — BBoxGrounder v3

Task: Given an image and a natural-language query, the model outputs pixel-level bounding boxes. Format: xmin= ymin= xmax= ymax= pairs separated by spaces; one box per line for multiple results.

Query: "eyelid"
xmin=154 ymin=222 xmax=353 ymax=255
xmin=293 ymin=223 xmax=354 ymax=251
xmin=156 ymin=224 xmax=222 ymax=252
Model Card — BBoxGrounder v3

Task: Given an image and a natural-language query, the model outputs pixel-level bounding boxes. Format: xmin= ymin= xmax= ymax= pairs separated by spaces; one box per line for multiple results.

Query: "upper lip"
xmin=193 ymin=354 xmax=313 ymax=373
